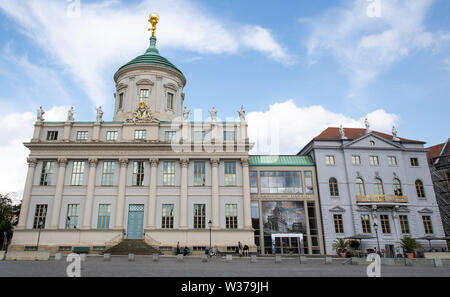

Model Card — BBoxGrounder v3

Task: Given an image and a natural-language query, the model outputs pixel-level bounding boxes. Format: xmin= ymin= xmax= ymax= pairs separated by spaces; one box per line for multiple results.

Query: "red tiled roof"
xmin=426 ymin=143 xmax=445 ymax=165
xmin=313 ymin=127 xmax=425 ymax=144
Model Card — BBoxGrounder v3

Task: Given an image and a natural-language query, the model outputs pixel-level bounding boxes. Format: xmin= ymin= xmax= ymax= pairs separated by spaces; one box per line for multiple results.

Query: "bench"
xmin=73 ymin=247 xmax=90 ymax=254
xmin=174 ymin=247 xmax=190 ymax=256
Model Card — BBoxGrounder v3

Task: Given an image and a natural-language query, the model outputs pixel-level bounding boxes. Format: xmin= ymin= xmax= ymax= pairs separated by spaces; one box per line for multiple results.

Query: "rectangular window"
xmin=119 ymin=93 xmax=124 ymax=109
xmin=304 ymin=171 xmax=314 ymax=194
xmin=163 ymin=161 xmax=176 ymax=186
xmin=333 ymin=214 xmax=344 ymax=233
xmin=370 ymin=156 xmax=379 ymax=166
xmin=352 ymin=155 xmax=361 ymax=165
xmin=410 ymin=158 xmax=419 ymax=167
xmin=224 ymin=161 xmax=236 ymax=186
xmin=46 ymin=131 xmax=58 ymax=141
xmin=250 ymin=171 xmax=258 ymax=193
xmin=193 ymin=131 xmax=206 ymax=141
xmin=167 ymin=93 xmax=174 ymax=110
xmin=132 ymin=161 xmax=145 ymax=186
xmin=193 ymin=204 xmax=206 ymax=229
xmin=162 ymin=204 xmax=174 ymax=229
xmin=223 ymin=131 xmax=235 ymax=141
xmin=106 ymin=131 xmax=118 ymax=141
xmin=193 ymin=161 xmax=206 ymax=186
xmin=361 ymin=214 xmax=371 ymax=234
xmin=76 ymin=131 xmax=89 ymax=141
xmin=422 ymin=216 xmax=433 ymax=234
xmin=388 ymin=156 xmax=398 ymax=166
xmin=40 ymin=161 xmax=55 ymax=186
xmin=33 ymin=204 xmax=48 ymax=229
xmin=380 ymin=215 xmax=391 ymax=234
xmin=260 ymin=171 xmax=302 ymax=193
xmin=225 ymin=204 xmax=238 ymax=229
xmin=139 ymin=89 xmax=149 ymax=105
xmin=102 ymin=161 xmax=115 ymax=186
xmin=71 ymin=161 xmax=85 ymax=186
xmin=97 ymin=204 xmax=111 ymax=229
xmin=135 ymin=130 xmax=146 ymax=140
xmin=399 ymin=215 xmax=410 ymax=234
xmin=165 ymin=131 xmax=176 ymax=141
xmin=325 ymin=155 xmax=335 ymax=165
xmin=66 ymin=204 xmax=80 ymax=229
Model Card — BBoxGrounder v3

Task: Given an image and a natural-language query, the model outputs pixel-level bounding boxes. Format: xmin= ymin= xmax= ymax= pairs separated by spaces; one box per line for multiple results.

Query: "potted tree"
xmin=332 ymin=238 xmax=349 ymax=258
xmin=400 ymin=237 xmax=420 ymax=259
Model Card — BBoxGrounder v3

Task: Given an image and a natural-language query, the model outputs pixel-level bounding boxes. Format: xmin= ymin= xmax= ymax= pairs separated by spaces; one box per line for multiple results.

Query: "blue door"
xmin=127 ymin=204 xmax=144 ymax=239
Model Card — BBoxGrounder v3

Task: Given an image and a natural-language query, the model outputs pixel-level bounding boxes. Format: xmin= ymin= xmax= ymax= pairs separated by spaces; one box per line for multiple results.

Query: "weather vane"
xmin=148 ymin=13 xmax=159 ymax=37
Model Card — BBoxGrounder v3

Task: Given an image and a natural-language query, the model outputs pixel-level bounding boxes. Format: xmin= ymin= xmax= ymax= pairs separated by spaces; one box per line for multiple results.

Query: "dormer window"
xmin=139 ymin=89 xmax=149 ymax=105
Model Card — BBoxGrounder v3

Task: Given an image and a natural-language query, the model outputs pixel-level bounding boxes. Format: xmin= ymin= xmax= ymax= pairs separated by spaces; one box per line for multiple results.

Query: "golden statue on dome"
xmin=148 ymin=13 xmax=159 ymax=37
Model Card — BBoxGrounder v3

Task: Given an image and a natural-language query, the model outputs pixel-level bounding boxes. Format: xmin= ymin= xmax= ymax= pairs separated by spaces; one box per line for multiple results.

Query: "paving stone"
xmin=251 ymin=255 xmax=257 ymax=263
xmin=152 ymin=254 xmax=159 ymax=262
xmin=275 ymin=256 xmax=282 ymax=263
xmin=299 ymin=256 xmax=307 ymax=264
xmin=103 ymin=253 xmax=111 ymax=261
xmin=382 ymin=258 xmax=395 ymax=265
xmin=128 ymin=254 xmax=135 ymax=262
xmin=80 ymin=254 xmax=87 ymax=262
xmin=177 ymin=254 xmax=184 ymax=262
xmin=434 ymin=259 xmax=443 ymax=267
xmin=201 ymin=255 xmax=208 ymax=263
xmin=54 ymin=253 xmax=63 ymax=261
xmin=405 ymin=258 xmax=413 ymax=266
xmin=226 ymin=255 xmax=232 ymax=263
xmin=351 ymin=257 xmax=360 ymax=265
xmin=325 ymin=257 xmax=333 ymax=264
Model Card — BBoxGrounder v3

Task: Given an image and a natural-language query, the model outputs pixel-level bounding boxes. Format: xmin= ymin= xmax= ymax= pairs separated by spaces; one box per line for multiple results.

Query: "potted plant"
xmin=400 ymin=237 xmax=420 ymax=259
xmin=332 ymin=238 xmax=349 ymax=258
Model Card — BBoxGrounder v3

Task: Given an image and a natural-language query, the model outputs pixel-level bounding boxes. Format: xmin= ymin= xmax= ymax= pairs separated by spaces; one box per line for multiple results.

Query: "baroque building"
xmin=298 ymin=125 xmax=447 ymax=255
xmin=11 ymin=15 xmax=255 ymax=254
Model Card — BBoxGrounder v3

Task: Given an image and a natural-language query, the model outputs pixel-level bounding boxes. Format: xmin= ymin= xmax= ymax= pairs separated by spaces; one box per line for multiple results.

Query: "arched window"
xmin=329 ymin=178 xmax=339 ymax=196
xmin=393 ymin=178 xmax=403 ymax=196
xmin=415 ymin=180 xmax=425 ymax=198
xmin=374 ymin=178 xmax=384 ymax=195
xmin=355 ymin=178 xmax=366 ymax=196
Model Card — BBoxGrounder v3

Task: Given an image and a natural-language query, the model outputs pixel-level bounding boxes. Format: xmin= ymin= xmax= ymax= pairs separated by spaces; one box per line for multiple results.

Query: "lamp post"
xmin=36 ymin=219 xmax=44 ymax=251
xmin=373 ymin=222 xmax=381 ymax=255
xmin=208 ymin=220 xmax=212 ymax=252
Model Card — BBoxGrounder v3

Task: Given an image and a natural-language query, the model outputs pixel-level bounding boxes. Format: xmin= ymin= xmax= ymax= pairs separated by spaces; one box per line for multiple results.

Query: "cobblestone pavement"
xmin=0 ymin=256 xmax=449 ymax=277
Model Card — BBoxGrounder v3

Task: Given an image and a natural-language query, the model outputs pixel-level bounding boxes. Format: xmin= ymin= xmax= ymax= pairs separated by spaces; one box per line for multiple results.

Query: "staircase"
xmin=104 ymin=239 xmax=162 ymax=255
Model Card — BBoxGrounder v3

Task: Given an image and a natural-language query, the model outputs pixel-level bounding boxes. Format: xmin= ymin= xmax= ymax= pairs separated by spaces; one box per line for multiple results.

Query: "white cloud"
xmin=305 ymin=0 xmax=445 ymax=94
xmin=0 ymin=0 xmax=291 ymax=108
xmin=0 ymin=106 xmax=68 ymax=203
xmin=247 ymin=100 xmax=399 ymax=155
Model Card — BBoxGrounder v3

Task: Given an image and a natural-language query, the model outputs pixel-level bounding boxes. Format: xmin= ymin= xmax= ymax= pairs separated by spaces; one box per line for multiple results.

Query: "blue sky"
xmin=0 ymin=0 xmax=449 ymax=198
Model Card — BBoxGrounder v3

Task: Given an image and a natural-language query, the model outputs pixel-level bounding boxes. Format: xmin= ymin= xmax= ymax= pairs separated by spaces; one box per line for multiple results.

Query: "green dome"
xmin=119 ymin=36 xmax=183 ymax=75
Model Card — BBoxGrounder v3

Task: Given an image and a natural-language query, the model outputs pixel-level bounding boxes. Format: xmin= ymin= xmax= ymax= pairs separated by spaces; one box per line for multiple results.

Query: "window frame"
xmin=134 ymin=130 xmax=146 ymax=140
xmin=224 ymin=161 xmax=237 ymax=186
xmin=193 ymin=161 xmax=206 ymax=186
xmin=380 ymin=214 xmax=391 ymax=234
xmin=33 ymin=204 xmax=48 ymax=229
xmin=163 ymin=161 xmax=176 ymax=186
xmin=361 ymin=214 xmax=371 ymax=234
xmin=71 ymin=161 xmax=85 ymax=186
xmin=225 ymin=204 xmax=238 ymax=229
xmin=40 ymin=161 xmax=55 ymax=186
xmin=422 ymin=216 xmax=433 ymax=234
xmin=101 ymin=161 xmax=115 ymax=186
xmin=132 ymin=161 xmax=145 ymax=186
xmin=97 ymin=204 xmax=111 ymax=229
xmin=329 ymin=177 xmax=339 ymax=197
xmin=399 ymin=215 xmax=410 ymax=234
xmin=76 ymin=131 xmax=89 ymax=141
xmin=161 ymin=204 xmax=174 ymax=229
xmin=46 ymin=131 xmax=58 ymax=141
xmin=106 ymin=131 xmax=118 ymax=141
xmin=325 ymin=155 xmax=335 ymax=166
xmin=66 ymin=204 xmax=80 ymax=229
xmin=415 ymin=179 xmax=426 ymax=198
xmin=369 ymin=156 xmax=379 ymax=166
xmin=193 ymin=204 xmax=206 ymax=229
xmin=333 ymin=214 xmax=344 ymax=234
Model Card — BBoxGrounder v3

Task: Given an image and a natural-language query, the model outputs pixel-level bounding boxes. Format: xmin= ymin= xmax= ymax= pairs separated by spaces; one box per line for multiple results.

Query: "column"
xmin=179 ymin=158 xmax=189 ymax=229
xmin=241 ymin=157 xmax=252 ymax=229
xmin=17 ymin=158 xmax=37 ymax=229
xmin=31 ymin=122 xmax=43 ymax=143
xmin=147 ymin=158 xmax=159 ymax=229
xmin=115 ymin=158 xmax=128 ymax=229
xmin=155 ymin=75 xmax=162 ymax=113
xmin=210 ymin=158 xmax=220 ymax=229
xmin=50 ymin=158 xmax=68 ymax=229
xmin=82 ymin=158 xmax=98 ymax=229
xmin=127 ymin=76 xmax=135 ymax=112
xmin=62 ymin=121 xmax=73 ymax=142
xmin=92 ymin=123 xmax=101 ymax=142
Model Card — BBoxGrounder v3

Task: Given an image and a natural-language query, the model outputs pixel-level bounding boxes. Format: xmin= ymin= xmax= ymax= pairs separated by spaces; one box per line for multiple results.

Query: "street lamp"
xmin=36 ymin=219 xmax=44 ymax=251
xmin=208 ymin=220 xmax=212 ymax=251
xmin=373 ymin=222 xmax=381 ymax=255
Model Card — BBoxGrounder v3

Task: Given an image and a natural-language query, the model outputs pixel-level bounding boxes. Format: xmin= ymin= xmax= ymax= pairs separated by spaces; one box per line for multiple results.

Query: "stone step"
xmin=104 ymin=239 xmax=162 ymax=255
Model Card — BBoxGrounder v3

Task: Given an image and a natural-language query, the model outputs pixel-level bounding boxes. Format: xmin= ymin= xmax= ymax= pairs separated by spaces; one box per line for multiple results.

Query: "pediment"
xmin=136 ymin=79 xmax=154 ymax=86
xmin=329 ymin=205 xmax=346 ymax=213
xmin=343 ymin=133 xmax=402 ymax=149
xmin=116 ymin=83 xmax=128 ymax=91
xmin=418 ymin=208 xmax=433 ymax=214
xmin=356 ymin=206 xmax=373 ymax=212
xmin=164 ymin=83 xmax=178 ymax=91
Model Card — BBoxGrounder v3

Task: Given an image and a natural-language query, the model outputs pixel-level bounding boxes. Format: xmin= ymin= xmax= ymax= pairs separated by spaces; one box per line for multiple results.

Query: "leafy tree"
xmin=0 ymin=193 xmax=21 ymax=249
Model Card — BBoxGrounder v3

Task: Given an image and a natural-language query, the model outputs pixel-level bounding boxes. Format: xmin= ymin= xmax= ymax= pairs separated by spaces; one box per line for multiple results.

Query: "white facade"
xmin=299 ymin=129 xmax=447 ymax=255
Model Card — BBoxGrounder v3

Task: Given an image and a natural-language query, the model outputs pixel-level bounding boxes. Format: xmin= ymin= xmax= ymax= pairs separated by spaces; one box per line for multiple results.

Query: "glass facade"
xmin=260 ymin=171 xmax=302 ymax=193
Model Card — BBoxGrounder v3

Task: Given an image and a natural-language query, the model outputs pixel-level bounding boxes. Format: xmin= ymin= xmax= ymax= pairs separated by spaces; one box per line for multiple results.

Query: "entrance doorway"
xmin=271 ymin=234 xmax=304 ymax=255
xmin=127 ymin=204 xmax=144 ymax=239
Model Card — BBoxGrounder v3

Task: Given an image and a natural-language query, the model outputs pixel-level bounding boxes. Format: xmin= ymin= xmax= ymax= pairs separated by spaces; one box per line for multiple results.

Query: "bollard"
xmin=351 ymin=257 xmax=359 ymax=265
xmin=382 ymin=258 xmax=395 ymax=266
xmin=80 ymin=253 xmax=87 ymax=262
xmin=128 ymin=253 xmax=135 ymax=262
xmin=251 ymin=255 xmax=257 ymax=263
xmin=177 ymin=254 xmax=184 ymax=262
xmin=103 ymin=253 xmax=111 ymax=261
xmin=299 ymin=256 xmax=307 ymax=264
xmin=226 ymin=255 xmax=232 ymax=263
xmin=275 ymin=255 xmax=282 ymax=263
xmin=405 ymin=258 xmax=413 ymax=266
xmin=325 ymin=257 xmax=332 ymax=264
xmin=152 ymin=254 xmax=159 ymax=262
xmin=201 ymin=255 xmax=208 ymax=263
xmin=434 ymin=259 xmax=443 ymax=267
xmin=54 ymin=253 xmax=63 ymax=261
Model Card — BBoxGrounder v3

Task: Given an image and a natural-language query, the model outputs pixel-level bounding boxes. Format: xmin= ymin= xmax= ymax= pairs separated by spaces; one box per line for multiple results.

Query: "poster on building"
xmin=262 ymin=201 xmax=306 ymax=235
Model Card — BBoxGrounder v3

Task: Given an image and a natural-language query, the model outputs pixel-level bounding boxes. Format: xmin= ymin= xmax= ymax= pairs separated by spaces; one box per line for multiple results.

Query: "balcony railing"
xmin=356 ymin=195 xmax=408 ymax=203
